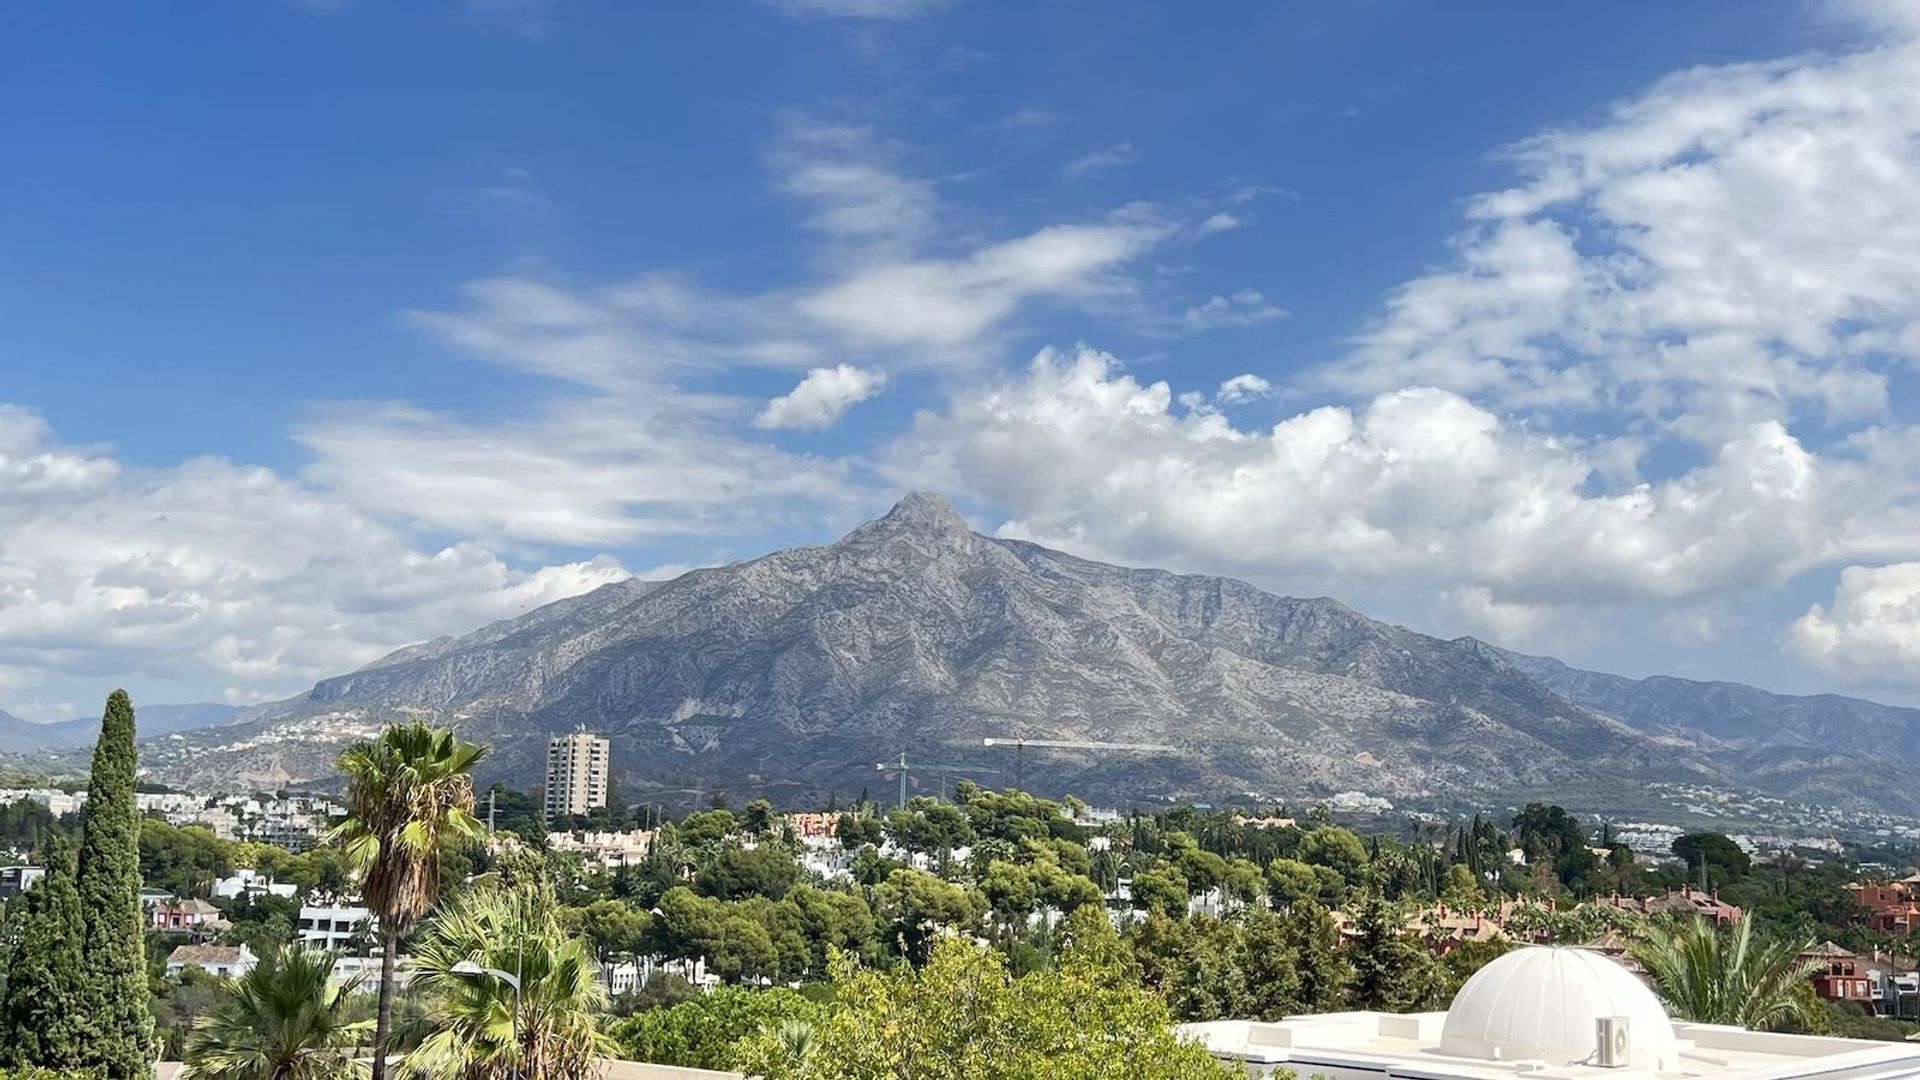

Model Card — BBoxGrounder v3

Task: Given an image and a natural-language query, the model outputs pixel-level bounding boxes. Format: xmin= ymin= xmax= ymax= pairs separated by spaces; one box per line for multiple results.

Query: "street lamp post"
xmin=450 ymin=960 xmax=523 ymax=1080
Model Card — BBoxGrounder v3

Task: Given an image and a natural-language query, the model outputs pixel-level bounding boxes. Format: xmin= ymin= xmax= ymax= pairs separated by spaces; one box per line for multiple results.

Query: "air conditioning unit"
xmin=1595 ymin=1016 xmax=1631 ymax=1068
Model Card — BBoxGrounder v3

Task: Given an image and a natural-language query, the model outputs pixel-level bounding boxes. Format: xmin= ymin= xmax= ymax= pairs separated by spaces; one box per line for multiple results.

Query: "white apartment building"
xmin=1185 ymin=946 xmax=1920 ymax=1080
xmin=298 ymin=903 xmax=376 ymax=952
xmin=212 ymin=868 xmax=298 ymax=901
xmin=545 ymin=730 xmax=610 ymax=820
xmin=546 ymin=827 xmax=656 ymax=869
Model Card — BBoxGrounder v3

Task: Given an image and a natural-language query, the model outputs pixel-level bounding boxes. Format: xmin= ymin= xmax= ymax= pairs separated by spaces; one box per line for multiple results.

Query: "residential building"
xmin=166 ymin=943 xmax=258 ymax=979
xmin=1805 ymin=941 xmax=1874 ymax=1011
xmin=328 ymin=953 xmax=413 ymax=990
xmin=1597 ymin=887 xmax=1743 ymax=924
xmin=153 ymin=898 xmax=229 ymax=936
xmin=1407 ymin=902 xmax=1509 ymax=955
xmin=547 ymin=827 xmax=657 ymax=869
xmin=1849 ymin=876 xmax=1920 ymax=936
xmin=545 ymin=730 xmax=610 ymax=820
xmin=0 ymin=788 xmax=85 ymax=816
xmin=1185 ymin=946 xmax=1920 ymax=1080
xmin=212 ymin=868 xmax=298 ymax=901
xmin=784 ymin=812 xmax=840 ymax=840
xmin=0 ymin=865 xmax=46 ymax=899
xmin=298 ymin=902 xmax=376 ymax=952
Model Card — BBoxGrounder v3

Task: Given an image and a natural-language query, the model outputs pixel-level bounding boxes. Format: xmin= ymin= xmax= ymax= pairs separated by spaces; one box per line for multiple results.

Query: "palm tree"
xmin=182 ymin=948 xmax=372 ymax=1080
xmin=770 ymin=1020 xmax=816 ymax=1067
xmin=1633 ymin=914 xmax=1820 ymax=1031
xmin=402 ymin=885 xmax=612 ymax=1080
xmin=331 ymin=724 xmax=488 ymax=1080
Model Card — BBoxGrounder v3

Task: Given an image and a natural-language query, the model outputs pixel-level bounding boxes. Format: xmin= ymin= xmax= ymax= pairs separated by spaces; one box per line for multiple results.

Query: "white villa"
xmin=1184 ymin=947 xmax=1920 ymax=1080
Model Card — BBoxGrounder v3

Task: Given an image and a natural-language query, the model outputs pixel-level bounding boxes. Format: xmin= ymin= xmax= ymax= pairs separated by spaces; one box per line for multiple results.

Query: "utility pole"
xmin=487 ymin=788 xmax=497 ymax=834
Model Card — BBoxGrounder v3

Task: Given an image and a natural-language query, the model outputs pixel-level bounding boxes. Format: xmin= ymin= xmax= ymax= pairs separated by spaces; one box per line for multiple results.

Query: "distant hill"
xmin=144 ymin=491 xmax=1874 ymax=818
xmin=0 ymin=702 xmax=242 ymax=753
xmin=1500 ymin=650 xmax=1920 ymax=803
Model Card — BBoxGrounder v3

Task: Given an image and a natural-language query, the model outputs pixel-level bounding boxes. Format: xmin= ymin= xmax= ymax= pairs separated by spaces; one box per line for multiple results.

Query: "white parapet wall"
xmin=596 ymin=1060 xmax=745 ymax=1080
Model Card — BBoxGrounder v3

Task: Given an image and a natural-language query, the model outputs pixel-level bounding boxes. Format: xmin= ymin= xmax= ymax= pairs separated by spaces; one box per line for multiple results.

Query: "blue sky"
xmin=6 ymin=0 xmax=1920 ymax=719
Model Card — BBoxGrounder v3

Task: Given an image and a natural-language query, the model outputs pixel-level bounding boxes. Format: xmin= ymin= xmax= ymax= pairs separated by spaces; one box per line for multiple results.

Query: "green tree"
xmin=1265 ymin=858 xmax=1318 ymax=910
xmin=139 ymin=820 xmax=234 ymax=898
xmin=696 ymin=844 xmax=800 ymax=901
xmin=1349 ymin=890 xmax=1439 ymax=1012
xmin=1439 ymin=938 xmax=1513 ymax=997
xmin=1288 ymin=901 xmax=1352 ymax=1012
xmin=741 ymin=799 xmax=776 ymax=837
xmin=785 ymin=885 xmax=879 ymax=974
xmin=874 ymin=869 xmax=985 ymax=964
xmin=403 ymin=882 xmax=612 ymax=1080
xmin=1129 ymin=867 xmax=1189 ymax=918
xmin=74 ymin=690 xmax=159 ymax=1078
xmin=1511 ymin=803 xmax=1597 ymax=889
xmin=1127 ymin=914 xmax=1248 ymax=1022
xmin=612 ymin=988 xmax=823 ymax=1071
xmin=649 ymin=887 xmax=777 ymax=983
xmin=1633 ymin=915 xmax=1818 ymax=1031
xmin=181 ymin=947 xmax=371 ymax=1080
xmin=570 ymin=899 xmax=653 ymax=971
xmin=1299 ymin=827 xmax=1368 ymax=887
xmin=0 ymin=835 xmax=89 ymax=1070
xmin=1670 ymin=833 xmax=1752 ymax=887
xmin=736 ymin=909 xmax=1239 ymax=1080
xmin=331 ymin=724 xmax=487 ymax=1080
xmin=835 ymin=815 xmax=884 ymax=851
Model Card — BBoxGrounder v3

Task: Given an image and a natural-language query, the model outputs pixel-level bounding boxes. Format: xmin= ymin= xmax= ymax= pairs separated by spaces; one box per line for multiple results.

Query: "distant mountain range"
xmin=124 ymin=493 xmax=1920 ymax=821
xmin=0 ymin=703 xmax=241 ymax=754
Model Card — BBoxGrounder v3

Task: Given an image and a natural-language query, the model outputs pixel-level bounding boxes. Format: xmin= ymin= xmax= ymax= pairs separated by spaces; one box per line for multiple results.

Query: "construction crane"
xmin=981 ymin=737 xmax=1177 ymax=792
xmin=874 ymin=753 xmax=999 ymax=809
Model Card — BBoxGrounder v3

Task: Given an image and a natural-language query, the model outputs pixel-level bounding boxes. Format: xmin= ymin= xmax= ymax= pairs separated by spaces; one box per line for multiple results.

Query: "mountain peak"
xmin=884 ymin=490 xmax=965 ymax=525
xmin=843 ymin=491 xmax=977 ymax=548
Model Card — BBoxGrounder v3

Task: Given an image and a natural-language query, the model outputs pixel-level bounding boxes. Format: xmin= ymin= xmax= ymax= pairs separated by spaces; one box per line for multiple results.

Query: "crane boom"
xmin=980 ymin=736 xmax=1178 ymax=790
xmin=873 ymin=752 xmax=998 ymax=808
xmin=982 ymin=737 xmax=1176 ymax=751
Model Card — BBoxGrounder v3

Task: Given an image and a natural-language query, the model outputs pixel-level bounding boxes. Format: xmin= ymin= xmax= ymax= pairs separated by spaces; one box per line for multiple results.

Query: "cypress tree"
xmin=1349 ymin=888 xmax=1441 ymax=1012
xmin=74 ymin=689 xmax=157 ymax=1078
xmin=0 ymin=835 xmax=89 ymax=1069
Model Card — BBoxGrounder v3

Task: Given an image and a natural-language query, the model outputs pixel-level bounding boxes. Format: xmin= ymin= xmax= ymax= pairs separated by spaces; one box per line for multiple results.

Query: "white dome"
xmin=1439 ymin=947 xmax=1677 ymax=1070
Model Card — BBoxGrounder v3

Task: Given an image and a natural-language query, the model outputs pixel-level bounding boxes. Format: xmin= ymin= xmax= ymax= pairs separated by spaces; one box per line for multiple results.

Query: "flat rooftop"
xmin=1182 ymin=1012 xmax=1920 ymax=1080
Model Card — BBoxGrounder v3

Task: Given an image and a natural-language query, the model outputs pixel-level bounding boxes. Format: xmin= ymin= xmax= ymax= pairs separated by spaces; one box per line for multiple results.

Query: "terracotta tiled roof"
xmin=167 ymin=944 xmax=247 ymax=966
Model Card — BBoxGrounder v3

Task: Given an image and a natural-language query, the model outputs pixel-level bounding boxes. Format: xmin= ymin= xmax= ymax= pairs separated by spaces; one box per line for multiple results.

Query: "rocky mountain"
xmin=1502 ymin=651 xmax=1920 ymax=803
xmin=0 ymin=702 xmax=241 ymax=753
xmin=138 ymin=493 xmax=1912 ymax=818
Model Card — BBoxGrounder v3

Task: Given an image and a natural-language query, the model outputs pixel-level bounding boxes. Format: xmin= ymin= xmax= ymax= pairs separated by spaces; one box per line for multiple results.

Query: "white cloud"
xmin=1323 ymin=32 xmax=1920 ymax=442
xmin=763 ymin=0 xmax=950 ymax=19
xmin=796 ymin=212 xmax=1174 ymax=352
xmin=1827 ymin=0 xmax=1920 ymax=37
xmin=1062 ymin=142 xmax=1142 ymax=178
xmin=296 ymin=119 xmax=1204 ymax=553
xmin=0 ymin=405 xmax=631 ymax=716
xmin=1215 ymin=374 xmax=1274 ymax=404
xmin=770 ymin=116 xmax=938 ymax=256
xmin=1195 ymin=212 xmax=1242 ymax=236
xmin=297 ymin=395 xmax=854 ymax=547
xmin=756 ymin=364 xmax=890 ymax=430
xmin=1792 ymin=563 xmax=1920 ymax=683
xmin=1181 ymin=288 xmax=1288 ymax=332
xmin=888 ymin=346 xmax=1898 ymax=634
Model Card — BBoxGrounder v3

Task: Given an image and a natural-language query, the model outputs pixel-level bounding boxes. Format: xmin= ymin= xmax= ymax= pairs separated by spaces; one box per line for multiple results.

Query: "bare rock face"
xmin=138 ymin=492 xmax=1913 ymax=817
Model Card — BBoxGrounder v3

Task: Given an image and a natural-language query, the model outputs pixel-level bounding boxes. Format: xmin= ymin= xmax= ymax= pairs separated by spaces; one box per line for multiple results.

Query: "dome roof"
xmin=1439 ymin=947 xmax=1677 ymax=1070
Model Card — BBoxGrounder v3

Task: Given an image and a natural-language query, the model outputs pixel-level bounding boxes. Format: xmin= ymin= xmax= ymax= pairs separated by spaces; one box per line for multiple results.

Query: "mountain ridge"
xmin=131 ymin=494 xmax=1916 ymax=819
xmin=0 ymin=702 xmax=242 ymax=754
